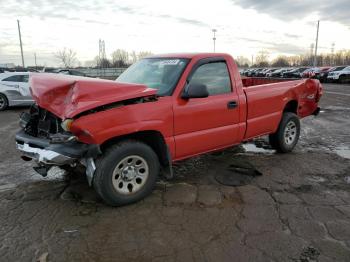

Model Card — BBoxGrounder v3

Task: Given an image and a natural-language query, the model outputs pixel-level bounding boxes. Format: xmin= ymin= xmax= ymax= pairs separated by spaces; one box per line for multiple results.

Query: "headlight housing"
xmin=61 ymin=119 xmax=74 ymax=131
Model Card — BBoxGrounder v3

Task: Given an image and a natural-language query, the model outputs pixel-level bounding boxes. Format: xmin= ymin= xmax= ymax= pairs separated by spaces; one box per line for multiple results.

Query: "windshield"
xmin=116 ymin=58 xmax=189 ymax=96
xmin=331 ymin=66 xmax=346 ymax=71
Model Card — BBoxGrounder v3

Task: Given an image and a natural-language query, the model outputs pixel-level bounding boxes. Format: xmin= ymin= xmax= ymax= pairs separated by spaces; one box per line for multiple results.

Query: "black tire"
xmin=0 ymin=93 xmax=8 ymax=111
xmin=339 ymin=75 xmax=348 ymax=84
xmin=269 ymin=112 xmax=300 ymax=153
xmin=93 ymin=140 xmax=160 ymax=206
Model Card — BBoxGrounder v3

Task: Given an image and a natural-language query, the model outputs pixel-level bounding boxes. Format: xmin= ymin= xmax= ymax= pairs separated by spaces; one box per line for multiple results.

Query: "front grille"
xmin=23 ymin=104 xmax=64 ymax=138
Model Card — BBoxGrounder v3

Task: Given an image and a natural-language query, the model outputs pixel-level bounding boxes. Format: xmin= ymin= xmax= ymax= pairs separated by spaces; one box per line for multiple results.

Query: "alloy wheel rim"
xmin=284 ymin=121 xmax=297 ymax=145
xmin=112 ymin=155 xmax=149 ymax=195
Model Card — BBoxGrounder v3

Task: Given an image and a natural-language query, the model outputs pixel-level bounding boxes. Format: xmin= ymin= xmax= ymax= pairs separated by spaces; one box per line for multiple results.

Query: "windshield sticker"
xmin=159 ymin=59 xmax=180 ymax=65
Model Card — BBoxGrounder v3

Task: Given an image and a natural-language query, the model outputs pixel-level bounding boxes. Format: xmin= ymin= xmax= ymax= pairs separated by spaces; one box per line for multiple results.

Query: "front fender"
xmin=70 ymin=98 xmax=173 ymax=145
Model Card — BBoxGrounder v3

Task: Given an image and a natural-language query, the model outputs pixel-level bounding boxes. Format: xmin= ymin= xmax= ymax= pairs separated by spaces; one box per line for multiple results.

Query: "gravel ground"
xmin=0 ymin=83 xmax=349 ymax=262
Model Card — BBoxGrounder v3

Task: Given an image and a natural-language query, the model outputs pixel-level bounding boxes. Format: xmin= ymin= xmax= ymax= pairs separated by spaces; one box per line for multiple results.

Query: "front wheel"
xmin=269 ymin=112 xmax=300 ymax=153
xmin=93 ymin=140 xmax=160 ymax=206
xmin=0 ymin=94 xmax=8 ymax=111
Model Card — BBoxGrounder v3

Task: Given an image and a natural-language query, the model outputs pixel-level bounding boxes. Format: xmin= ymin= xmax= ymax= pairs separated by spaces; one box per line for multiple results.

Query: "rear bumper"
xmin=15 ymin=130 xmax=99 ymax=165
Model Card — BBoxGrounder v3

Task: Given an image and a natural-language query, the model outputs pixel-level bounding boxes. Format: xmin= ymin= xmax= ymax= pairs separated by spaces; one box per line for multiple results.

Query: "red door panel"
xmin=173 ymin=93 xmax=240 ymax=159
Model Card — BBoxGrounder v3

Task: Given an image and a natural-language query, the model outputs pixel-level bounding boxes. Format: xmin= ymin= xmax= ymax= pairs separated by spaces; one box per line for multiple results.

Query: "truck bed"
xmin=241 ymin=76 xmax=298 ymax=87
xmin=242 ymin=78 xmax=321 ymax=140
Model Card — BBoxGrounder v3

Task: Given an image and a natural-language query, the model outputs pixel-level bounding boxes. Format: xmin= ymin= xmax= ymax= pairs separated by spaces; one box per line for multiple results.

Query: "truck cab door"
xmin=173 ymin=59 xmax=241 ymax=159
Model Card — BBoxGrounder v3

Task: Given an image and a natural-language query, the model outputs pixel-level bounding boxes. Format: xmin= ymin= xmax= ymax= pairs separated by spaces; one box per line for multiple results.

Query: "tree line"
xmin=55 ymin=47 xmax=350 ymax=69
xmin=55 ymin=48 xmax=153 ymax=68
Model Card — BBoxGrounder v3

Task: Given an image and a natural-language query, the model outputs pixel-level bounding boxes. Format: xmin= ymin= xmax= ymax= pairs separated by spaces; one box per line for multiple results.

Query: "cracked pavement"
xmin=0 ymin=83 xmax=350 ymax=262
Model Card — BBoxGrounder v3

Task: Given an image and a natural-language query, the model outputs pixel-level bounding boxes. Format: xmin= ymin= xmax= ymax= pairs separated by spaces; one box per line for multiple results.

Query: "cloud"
xmin=284 ymin=33 xmax=300 ymax=39
xmin=2 ymin=0 xmax=208 ymax=28
xmin=232 ymin=0 xmax=350 ymax=25
xmin=235 ymin=37 xmax=306 ymax=55
xmin=266 ymin=43 xmax=307 ymax=54
xmin=157 ymin=14 xmax=208 ymax=27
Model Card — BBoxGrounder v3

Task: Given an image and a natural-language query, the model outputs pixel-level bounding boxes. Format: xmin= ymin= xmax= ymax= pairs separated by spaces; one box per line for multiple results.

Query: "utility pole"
xmin=251 ymin=55 xmax=254 ymax=67
xmin=310 ymin=43 xmax=314 ymax=66
xmin=34 ymin=53 xmax=37 ymax=68
xmin=17 ymin=19 xmax=25 ymax=68
xmin=331 ymin=42 xmax=335 ymax=66
xmin=212 ymin=29 xmax=217 ymax=52
xmin=313 ymin=20 xmax=320 ymax=67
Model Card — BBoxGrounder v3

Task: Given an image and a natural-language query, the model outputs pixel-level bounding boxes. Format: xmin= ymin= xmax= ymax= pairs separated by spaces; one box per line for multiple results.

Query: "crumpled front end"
xmin=29 ymin=73 xmax=157 ymax=119
xmin=15 ymin=104 xmax=99 ymax=184
xmin=17 ymin=74 xmax=158 ymax=182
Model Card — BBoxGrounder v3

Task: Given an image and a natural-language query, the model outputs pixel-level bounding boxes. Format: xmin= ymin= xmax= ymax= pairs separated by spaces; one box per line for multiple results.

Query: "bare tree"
xmin=271 ymin=56 xmax=289 ymax=67
xmin=111 ymin=49 xmax=129 ymax=67
xmin=129 ymin=51 xmax=138 ymax=64
xmin=55 ymin=48 xmax=77 ymax=68
xmin=138 ymin=51 xmax=153 ymax=60
xmin=235 ymin=56 xmax=250 ymax=68
xmin=255 ymin=50 xmax=269 ymax=67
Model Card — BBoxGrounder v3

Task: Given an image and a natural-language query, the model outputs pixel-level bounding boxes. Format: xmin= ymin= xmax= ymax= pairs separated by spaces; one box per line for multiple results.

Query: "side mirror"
xmin=181 ymin=83 xmax=209 ymax=99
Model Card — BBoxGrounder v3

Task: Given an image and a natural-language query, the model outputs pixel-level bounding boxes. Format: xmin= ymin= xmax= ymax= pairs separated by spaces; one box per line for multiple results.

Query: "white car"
xmin=0 ymin=72 xmax=34 ymax=111
xmin=327 ymin=66 xmax=350 ymax=83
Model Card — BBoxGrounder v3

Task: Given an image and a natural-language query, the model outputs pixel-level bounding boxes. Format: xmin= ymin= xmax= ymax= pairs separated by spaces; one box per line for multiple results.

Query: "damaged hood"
xmin=30 ymin=73 xmax=157 ymax=119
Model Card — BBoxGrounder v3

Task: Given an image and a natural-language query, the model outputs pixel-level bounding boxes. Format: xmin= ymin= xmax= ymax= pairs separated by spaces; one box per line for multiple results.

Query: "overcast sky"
xmin=0 ymin=0 xmax=349 ymax=66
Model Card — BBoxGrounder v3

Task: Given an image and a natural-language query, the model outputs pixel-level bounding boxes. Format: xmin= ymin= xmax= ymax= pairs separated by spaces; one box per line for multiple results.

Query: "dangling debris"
xmin=215 ymin=158 xmax=262 ymax=186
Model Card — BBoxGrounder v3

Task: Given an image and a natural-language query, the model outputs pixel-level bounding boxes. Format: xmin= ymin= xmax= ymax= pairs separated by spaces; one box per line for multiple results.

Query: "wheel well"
xmin=283 ymin=100 xmax=298 ymax=114
xmin=100 ymin=131 xmax=169 ymax=166
xmin=0 ymin=92 xmax=8 ymax=100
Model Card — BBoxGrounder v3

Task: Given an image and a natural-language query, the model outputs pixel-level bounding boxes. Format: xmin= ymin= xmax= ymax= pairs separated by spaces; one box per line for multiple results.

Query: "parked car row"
xmin=240 ymin=66 xmax=350 ymax=83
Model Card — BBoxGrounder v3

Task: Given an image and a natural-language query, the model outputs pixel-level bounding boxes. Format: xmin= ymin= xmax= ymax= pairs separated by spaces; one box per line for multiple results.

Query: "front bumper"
xmin=16 ymin=130 xmax=100 ymax=185
xmin=16 ymin=142 xmax=74 ymax=165
xmin=15 ymin=130 xmax=100 ymax=165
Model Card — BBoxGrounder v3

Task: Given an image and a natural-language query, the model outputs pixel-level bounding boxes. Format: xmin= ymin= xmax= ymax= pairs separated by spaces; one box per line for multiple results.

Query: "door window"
xmin=21 ymin=75 xmax=29 ymax=82
xmin=2 ymin=75 xmax=22 ymax=82
xmin=189 ymin=62 xmax=232 ymax=95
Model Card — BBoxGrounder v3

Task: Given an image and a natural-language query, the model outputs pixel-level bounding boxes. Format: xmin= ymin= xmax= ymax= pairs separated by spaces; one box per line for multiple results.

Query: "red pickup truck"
xmin=16 ymin=53 xmax=322 ymax=206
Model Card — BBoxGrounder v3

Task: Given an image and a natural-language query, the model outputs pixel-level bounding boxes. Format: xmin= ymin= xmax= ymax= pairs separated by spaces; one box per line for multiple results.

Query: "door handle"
xmin=227 ymin=100 xmax=238 ymax=109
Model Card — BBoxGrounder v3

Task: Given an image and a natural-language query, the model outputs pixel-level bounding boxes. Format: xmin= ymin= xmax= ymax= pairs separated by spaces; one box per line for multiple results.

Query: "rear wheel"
xmin=93 ymin=140 xmax=160 ymax=206
xmin=0 ymin=94 xmax=8 ymax=111
xmin=269 ymin=112 xmax=300 ymax=153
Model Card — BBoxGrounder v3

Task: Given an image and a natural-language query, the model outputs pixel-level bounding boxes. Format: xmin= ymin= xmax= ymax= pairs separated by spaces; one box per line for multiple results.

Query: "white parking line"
xmin=324 ymin=91 xmax=350 ymax=97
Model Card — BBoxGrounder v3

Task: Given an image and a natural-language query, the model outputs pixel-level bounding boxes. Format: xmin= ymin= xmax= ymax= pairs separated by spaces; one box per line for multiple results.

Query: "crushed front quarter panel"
xmin=29 ymin=73 xmax=157 ymax=119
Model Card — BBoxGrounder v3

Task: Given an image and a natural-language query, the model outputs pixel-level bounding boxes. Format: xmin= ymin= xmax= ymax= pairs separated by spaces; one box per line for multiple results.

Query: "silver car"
xmin=0 ymin=72 xmax=34 ymax=111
